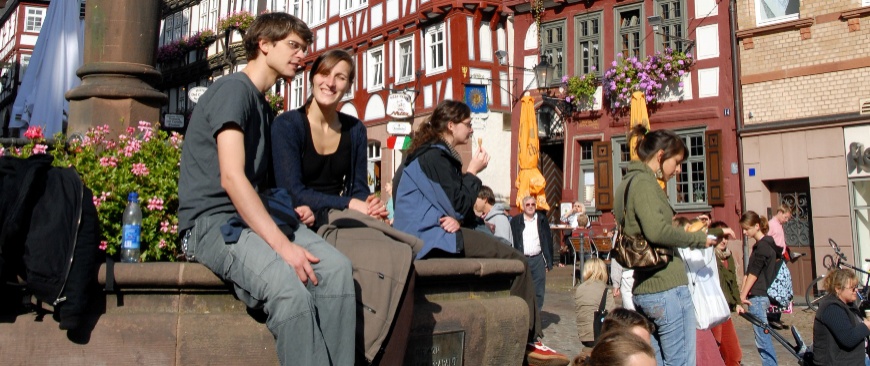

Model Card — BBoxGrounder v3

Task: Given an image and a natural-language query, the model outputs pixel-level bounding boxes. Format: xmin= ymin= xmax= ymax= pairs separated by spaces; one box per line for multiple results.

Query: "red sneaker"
xmin=525 ymin=341 xmax=570 ymax=366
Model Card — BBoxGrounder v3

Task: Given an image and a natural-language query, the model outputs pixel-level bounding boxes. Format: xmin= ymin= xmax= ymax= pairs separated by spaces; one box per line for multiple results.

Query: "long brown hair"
xmin=627 ymin=125 xmax=688 ymax=165
xmin=406 ymin=100 xmax=470 ymax=154
xmin=739 ymin=210 xmax=770 ymax=235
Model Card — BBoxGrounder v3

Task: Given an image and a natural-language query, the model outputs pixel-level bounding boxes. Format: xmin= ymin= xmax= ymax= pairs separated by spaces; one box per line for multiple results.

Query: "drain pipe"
xmin=729 ymin=0 xmax=749 ymax=272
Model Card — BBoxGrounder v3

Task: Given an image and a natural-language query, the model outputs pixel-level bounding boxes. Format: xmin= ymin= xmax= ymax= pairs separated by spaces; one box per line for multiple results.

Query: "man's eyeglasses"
xmin=524 ymin=203 xmax=536 ymax=207
xmin=287 ymin=40 xmax=308 ymax=55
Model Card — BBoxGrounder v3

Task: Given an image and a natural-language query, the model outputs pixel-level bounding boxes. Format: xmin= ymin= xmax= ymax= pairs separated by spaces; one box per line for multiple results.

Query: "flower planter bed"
xmin=0 ymin=258 xmax=527 ymax=365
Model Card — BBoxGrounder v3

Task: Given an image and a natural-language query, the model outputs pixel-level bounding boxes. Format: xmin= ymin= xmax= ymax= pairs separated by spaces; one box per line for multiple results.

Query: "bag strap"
xmin=597 ymin=286 xmax=608 ymax=313
xmin=619 ymin=176 xmax=635 ymax=228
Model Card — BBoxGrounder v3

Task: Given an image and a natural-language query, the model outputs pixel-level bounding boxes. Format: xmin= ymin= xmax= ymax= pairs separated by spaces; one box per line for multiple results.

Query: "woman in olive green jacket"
xmin=614 ymin=125 xmax=718 ymax=365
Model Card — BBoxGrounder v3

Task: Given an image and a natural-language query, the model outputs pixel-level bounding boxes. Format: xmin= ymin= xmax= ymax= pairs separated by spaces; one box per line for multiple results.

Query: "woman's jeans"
xmin=633 ymin=285 xmax=697 ymax=366
xmin=748 ymin=295 xmax=778 ymax=366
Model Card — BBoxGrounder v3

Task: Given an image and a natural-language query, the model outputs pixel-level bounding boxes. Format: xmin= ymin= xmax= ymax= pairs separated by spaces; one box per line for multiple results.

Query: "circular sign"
xmin=188 ymin=86 xmax=208 ymax=103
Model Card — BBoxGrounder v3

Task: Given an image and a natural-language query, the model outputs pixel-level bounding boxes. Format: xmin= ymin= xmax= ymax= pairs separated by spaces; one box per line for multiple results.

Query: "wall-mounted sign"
xmin=188 ymin=86 xmax=208 ymax=103
xmin=387 ymin=135 xmax=412 ymax=150
xmin=387 ymin=121 xmax=412 ymax=135
xmin=386 ymin=92 xmax=413 ymax=119
xmin=845 ymin=125 xmax=870 ymax=178
xmin=164 ymin=113 xmax=185 ymax=129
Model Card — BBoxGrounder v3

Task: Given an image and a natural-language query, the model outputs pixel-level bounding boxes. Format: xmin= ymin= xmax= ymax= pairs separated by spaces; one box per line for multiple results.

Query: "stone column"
xmin=66 ymin=0 xmax=167 ymax=135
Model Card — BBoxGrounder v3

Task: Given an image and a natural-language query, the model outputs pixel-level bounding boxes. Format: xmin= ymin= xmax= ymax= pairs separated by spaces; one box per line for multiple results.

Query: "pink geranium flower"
xmin=147 ymin=197 xmax=164 ymax=211
xmin=131 ymin=163 xmax=149 ymax=176
xmin=99 ymin=156 xmax=118 ymax=167
xmin=99 ymin=241 xmax=108 ymax=251
xmin=24 ymin=126 xmax=44 ymax=140
xmin=160 ymin=220 xmax=170 ymax=233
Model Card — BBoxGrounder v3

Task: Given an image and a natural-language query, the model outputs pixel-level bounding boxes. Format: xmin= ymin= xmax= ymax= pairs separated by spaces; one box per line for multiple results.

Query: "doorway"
xmin=766 ymin=178 xmax=813 ymax=301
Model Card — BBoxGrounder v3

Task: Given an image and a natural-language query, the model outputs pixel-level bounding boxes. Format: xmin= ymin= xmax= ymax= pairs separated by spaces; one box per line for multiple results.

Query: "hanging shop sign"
xmin=386 ymin=92 xmax=413 ymax=119
xmin=387 ymin=121 xmax=412 ymax=135
xmin=164 ymin=113 xmax=185 ymax=129
xmin=188 ymin=86 xmax=208 ymax=103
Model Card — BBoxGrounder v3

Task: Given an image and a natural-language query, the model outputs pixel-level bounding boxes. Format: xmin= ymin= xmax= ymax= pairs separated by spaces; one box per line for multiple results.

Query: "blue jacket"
xmin=393 ymin=142 xmax=482 ymax=259
xmin=271 ymin=107 xmax=370 ymax=213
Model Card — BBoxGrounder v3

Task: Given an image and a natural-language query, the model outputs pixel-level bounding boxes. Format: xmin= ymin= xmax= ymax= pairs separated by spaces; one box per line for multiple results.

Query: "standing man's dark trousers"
xmin=526 ymin=252 xmax=546 ymax=313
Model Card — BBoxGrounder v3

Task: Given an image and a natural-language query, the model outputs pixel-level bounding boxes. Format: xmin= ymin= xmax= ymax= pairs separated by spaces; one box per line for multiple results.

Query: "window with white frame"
xmin=655 ymin=0 xmax=688 ymax=53
xmin=288 ymin=0 xmax=302 ymax=17
xmin=575 ymin=12 xmax=602 ymax=76
xmin=342 ymin=0 xmax=368 ymax=14
xmin=24 ymin=7 xmax=45 ymax=32
xmin=163 ymin=15 xmax=174 ymax=44
xmin=367 ymin=47 xmax=384 ymax=91
xmin=305 ymin=0 xmax=327 ymax=25
xmin=396 ymin=37 xmax=414 ymax=84
xmin=579 ymin=141 xmax=596 ymax=209
xmin=615 ymin=4 xmax=643 ymax=59
xmin=755 ymin=0 xmax=799 ymax=26
xmin=172 ymin=10 xmax=189 ymax=42
xmin=290 ymin=75 xmax=304 ymax=109
xmin=209 ymin=0 xmax=219 ymax=29
xmin=367 ymin=141 xmax=382 ymax=161
xmin=541 ymin=21 xmax=565 ymax=87
xmin=676 ymin=131 xmax=707 ymax=205
xmin=235 ymin=0 xmax=254 ymax=13
xmin=425 ymin=23 xmax=446 ymax=74
xmin=612 ymin=129 xmax=708 ymax=208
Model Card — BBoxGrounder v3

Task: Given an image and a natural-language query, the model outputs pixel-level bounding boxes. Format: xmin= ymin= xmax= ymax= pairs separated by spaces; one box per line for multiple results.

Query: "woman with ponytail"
xmin=392 ymin=100 xmax=569 ymax=365
xmin=613 ymin=125 xmax=719 ymax=365
xmin=736 ymin=210 xmax=780 ymax=366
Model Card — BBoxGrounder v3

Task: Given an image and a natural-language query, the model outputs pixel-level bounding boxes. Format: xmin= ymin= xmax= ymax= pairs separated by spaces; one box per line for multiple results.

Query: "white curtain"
xmin=11 ymin=0 xmax=84 ymax=136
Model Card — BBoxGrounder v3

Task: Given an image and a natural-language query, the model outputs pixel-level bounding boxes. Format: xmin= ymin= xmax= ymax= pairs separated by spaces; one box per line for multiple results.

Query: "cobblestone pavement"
xmin=540 ymin=265 xmax=812 ymax=366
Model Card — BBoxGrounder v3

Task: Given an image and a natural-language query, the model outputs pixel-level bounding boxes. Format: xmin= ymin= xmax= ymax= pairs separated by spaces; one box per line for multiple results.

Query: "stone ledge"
xmin=97 ymin=258 xmax=526 ymax=289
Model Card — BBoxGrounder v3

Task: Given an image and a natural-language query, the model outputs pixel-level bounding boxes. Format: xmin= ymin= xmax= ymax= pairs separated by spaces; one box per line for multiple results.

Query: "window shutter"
xmin=705 ymin=130 xmax=724 ymax=206
xmin=593 ymin=141 xmax=613 ymax=211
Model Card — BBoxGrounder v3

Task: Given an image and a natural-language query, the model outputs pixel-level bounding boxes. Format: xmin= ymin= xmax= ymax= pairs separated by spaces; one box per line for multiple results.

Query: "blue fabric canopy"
xmin=11 ymin=0 xmax=84 ymax=136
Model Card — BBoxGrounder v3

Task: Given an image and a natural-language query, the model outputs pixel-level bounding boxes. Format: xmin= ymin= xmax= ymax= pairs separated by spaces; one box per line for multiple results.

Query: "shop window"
xmin=396 ymin=37 xmax=415 ymax=84
xmin=367 ymin=47 xmax=384 ymax=91
xmin=425 ymin=23 xmax=446 ymax=75
xmin=755 ymin=0 xmax=799 ymax=26
xmin=575 ymin=12 xmax=602 ymax=77
xmin=290 ymin=74 xmax=304 ymax=110
xmin=541 ymin=21 xmax=565 ymax=87
xmin=852 ymin=179 xmax=870 ymax=277
xmin=615 ymin=4 xmax=643 ymax=59
xmin=611 ymin=128 xmax=719 ymax=210
xmin=655 ymin=0 xmax=688 ymax=53
xmin=579 ymin=141 xmax=596 ymax=209
xmin=25 ymin=7 xmax=45 ymax=33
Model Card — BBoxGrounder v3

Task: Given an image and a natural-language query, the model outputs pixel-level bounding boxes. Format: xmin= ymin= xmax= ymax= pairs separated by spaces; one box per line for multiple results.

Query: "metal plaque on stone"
xmin=405 ymin=330 xmax=465 ymax=366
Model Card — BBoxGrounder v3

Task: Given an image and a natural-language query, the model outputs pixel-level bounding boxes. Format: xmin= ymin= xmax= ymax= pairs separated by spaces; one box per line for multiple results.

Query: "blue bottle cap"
xmin=128 ymin=192 xmax=139 ymax=202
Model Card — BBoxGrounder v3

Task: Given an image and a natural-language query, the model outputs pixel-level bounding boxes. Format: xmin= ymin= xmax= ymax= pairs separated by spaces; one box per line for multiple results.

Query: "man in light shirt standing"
xmin=510 ymin=196 xmax=555 ymax=314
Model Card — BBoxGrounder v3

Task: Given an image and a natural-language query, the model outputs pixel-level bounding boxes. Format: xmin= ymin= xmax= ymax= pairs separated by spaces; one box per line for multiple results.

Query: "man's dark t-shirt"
xmin=178 ymin=73 xmax=273 ymax=231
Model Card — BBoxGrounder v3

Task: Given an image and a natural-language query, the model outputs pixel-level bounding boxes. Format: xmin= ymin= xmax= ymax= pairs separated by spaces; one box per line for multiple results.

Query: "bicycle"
xmin=805 ymin=238 xmax=870 ymax=311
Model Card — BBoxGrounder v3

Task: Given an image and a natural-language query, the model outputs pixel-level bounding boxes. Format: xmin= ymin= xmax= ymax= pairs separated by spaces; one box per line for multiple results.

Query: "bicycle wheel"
xmin=806 ymin=276 xmax=827 ymax=311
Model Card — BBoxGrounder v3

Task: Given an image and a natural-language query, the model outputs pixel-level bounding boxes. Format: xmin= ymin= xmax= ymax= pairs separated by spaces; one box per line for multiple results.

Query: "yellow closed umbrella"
xmin=628 ymin=91 xmax=666 ymax=189
xmin=515 ymin=95 xmax=549 ymax=211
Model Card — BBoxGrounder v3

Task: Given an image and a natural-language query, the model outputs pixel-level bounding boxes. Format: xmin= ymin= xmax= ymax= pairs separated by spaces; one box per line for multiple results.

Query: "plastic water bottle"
xmin=121 ymin=192 xmax=142 ymax=263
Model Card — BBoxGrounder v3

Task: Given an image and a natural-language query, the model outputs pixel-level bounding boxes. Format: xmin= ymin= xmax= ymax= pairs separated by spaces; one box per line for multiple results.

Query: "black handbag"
xmin=591 ymin=287 xmax=609 ymax=345
xmin=612 ymin=177 xmax=673 ymax=270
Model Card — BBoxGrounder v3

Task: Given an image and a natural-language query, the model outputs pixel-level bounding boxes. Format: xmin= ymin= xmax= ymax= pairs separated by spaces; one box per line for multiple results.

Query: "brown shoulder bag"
xmin=612 ymin=177 xmax=673 ymax=270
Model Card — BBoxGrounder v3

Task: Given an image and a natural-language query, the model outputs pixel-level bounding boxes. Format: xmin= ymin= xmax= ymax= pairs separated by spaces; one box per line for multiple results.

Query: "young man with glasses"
xmin=178 ymin=13 xmax=355 ymax=365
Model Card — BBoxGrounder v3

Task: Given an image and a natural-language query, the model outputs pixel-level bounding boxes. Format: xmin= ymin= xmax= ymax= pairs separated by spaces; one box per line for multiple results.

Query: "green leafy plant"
xmin=562 ymin=70 xmax=599 ymax=111
xmin=156 ymin=29 xmax=216 ymax=64
xmin=217 ymin=11 xmax=255 ymax=34
xmin=603 ymin=48 xmax=694 ymax=110
xmin=1 ymin=123 xmax=183 ymax=261
xmin=266 ymin=91 xmax=285 ymax=114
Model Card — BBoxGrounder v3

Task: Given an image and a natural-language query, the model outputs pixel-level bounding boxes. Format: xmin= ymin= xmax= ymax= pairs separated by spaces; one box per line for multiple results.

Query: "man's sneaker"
xmin=526 ymin=341 xmax=570 ymax=366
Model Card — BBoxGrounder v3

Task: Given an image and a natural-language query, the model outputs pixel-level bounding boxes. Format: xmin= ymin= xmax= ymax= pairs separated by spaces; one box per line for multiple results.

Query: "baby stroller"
xmin=740 ymin=312 xmax=813 ymax=365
